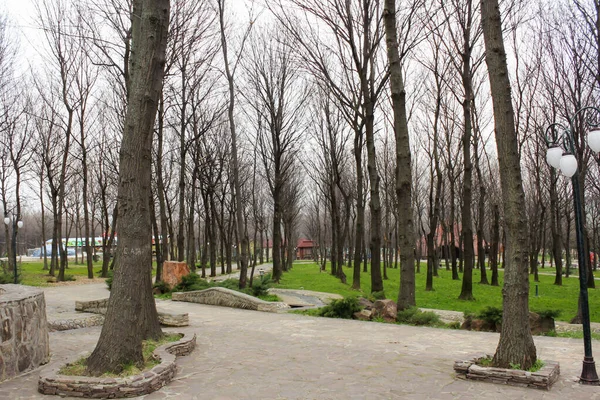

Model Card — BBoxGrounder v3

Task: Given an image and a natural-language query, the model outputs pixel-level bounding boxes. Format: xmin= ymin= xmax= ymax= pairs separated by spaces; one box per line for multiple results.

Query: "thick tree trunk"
xmin=384 ymin=0 xmax=416 ymax=309
xmin=481 ymin=0 xmax=536 ymax=370
xmin=87 ymin=0 xmax=168 ymax=375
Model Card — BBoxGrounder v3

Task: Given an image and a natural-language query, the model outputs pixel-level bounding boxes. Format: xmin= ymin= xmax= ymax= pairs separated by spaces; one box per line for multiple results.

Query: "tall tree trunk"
xmin=87 ymin=0 xmax=168 ymax=374
xmin=353 ymin=136 xmax=364 ymax=287
xmin=155 ymin=94 xmax=168 ymax=282
xmin=218 ymin=0 xmax=249 ymax=289
xmin=80 ymin=109 xmax=93 ymax=278
xmin=458 ymin=35 xmax=475 ymax=300
xmin=551 ymin=169 xmax=563 ymax=285
xmin=490 ymin=204 xmax=500 ymax=286
xmin=481 ymin=0 xmax=536 ymax=369
xmin=450 ymin=185 xmax=459 ymax=279
xmin=384 ymin=0 xmax=416 ymax=309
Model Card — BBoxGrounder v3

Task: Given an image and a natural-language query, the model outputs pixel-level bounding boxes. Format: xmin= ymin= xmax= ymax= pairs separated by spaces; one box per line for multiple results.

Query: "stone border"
xmin=74 ymin=298 xmax=189 ymax=327
xmin=38 ymin=332 xmax=196 ymax=398
xmin=454 ymin=354 xmax=560 ymax=390
xmin=48 ymin=315 xmax=105 ymax=332
xmin=172 ymin=287 xmax=290 ymax=312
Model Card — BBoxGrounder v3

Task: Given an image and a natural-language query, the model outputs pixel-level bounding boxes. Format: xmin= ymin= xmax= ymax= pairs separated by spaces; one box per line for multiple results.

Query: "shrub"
xmin=174 ymin=273 xmax=207 ymax=292
xmin=318 ymin=297 xmax=362 ymax=319
xmin=397 ymin=307 xmax=441 ymax=326
xmin=64 ymin=274 xmax=76 ymax=282
xmin=477 ymin=306 xmax=503 ymax=326
xmin=368 ymin=291 xmax=386 ymax=302
xmin=0 ymin=273 xmax=13 ymax=284
xmin=536 ymin=309 xmax=561 ymax=319
xmin=250 ymin=273 xmax=272 ymax=297
xmin=447 ymin=321 xmax=461 ymax=329
xmin=218 ymin=278 xmax=241 ymax=291
xmin=153 ymin=280 xmax=170 ymax=294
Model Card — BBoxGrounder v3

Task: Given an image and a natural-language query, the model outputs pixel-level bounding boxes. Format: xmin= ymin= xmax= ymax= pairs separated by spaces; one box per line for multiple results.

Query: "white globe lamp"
xmin=546 ymin=146 xmax=563 ymax=169
xmin=559 ymin=154 xmax=578 ymax=178
xmin=588 ymin=127 xmax=600 ymax=153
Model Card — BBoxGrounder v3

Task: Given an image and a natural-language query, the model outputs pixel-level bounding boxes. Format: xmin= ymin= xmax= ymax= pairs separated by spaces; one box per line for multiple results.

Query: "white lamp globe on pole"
xmin=588 ymin=127 xmax=600 ymax=153
xmin=546 ymin=146 xmax=563 ymax=169
xmin=559 ymin=154 xmax=578 ymax=178
xmin=3 ymin=216 xmax=9 ymax=226
xmin=17 ymin=221 xmax=23 ymax=229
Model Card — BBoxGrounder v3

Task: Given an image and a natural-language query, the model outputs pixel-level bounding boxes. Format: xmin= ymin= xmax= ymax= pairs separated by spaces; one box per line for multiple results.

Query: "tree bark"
xmin=490 ymin=204 xmax=499 ymax=286
xmin=87 ymin=0 xmax=169 ymax=375
xmin=384 ymin=0 xmax=416 ymax=309
xmin=218 ymin=0 xmax=249 ymax=289
xmin=550 ymin=168 xmax=562 ymax=285
xmin=458 ymin=16 xmax=475 ymax=300
xmin=481 ymin=0 xmax=536 ymax=370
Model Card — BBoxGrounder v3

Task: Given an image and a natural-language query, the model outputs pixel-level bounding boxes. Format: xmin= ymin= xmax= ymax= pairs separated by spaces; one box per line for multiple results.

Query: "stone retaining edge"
xmin=74 ymin=298 xmax=189 ymax=327
xmin=37 ymin=332 xmax=196 ymax=398
xmin=48 ymin=315 xmax=105 ymax=332
xmin=453 ymin=354 xmax=560 ymax=390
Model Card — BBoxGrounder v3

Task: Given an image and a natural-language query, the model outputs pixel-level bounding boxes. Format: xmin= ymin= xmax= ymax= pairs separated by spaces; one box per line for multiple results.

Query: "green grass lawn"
xmin=276 ymin=261 xmax=600 ymax=323
xmin=11 ymin=261 xmax=107 ymax=286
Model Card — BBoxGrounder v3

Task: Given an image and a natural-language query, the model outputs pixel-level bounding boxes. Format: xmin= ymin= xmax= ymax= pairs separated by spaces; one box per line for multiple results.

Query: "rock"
xmin=162 ymin=261 xmax=191 ymax=289
xmin=529 ymin=312 xmax=555 ymax=335
xmin=358 ymin=297 xmax=374 ymax=310
xmin=461 ymin=318 xmax=496 ymax=332
xmin=372 ymin=299 xmax=397 ymax=322
xmin=353 ymin=310 xmax=372 ymax=321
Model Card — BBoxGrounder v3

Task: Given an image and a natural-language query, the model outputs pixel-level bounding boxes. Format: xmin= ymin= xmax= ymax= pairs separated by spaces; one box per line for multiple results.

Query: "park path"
xmin=4 ymin=262 xmax=600 ymax=399
xmin=3 ymin=289 xmax=600 ymax=399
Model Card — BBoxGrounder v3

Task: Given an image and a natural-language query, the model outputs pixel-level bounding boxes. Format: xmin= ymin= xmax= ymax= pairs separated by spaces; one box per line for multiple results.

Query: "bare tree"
xmin=481 ymin=0 xmax=537 ymax=370
xmin=243 ymin=25 xmax=308 ymax=283
xmin=87 ymin=0 xmax=169 ymax=375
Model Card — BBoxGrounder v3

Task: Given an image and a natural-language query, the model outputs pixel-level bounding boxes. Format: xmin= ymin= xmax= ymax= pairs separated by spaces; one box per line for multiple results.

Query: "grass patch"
xmin=257 ymin=294 xmax=281 ymax=302
xmin=275 ymin=262 xmax=600 ymax=323
xmin=550 ymin=330 xmax=600 ymax=341
xmin=290 ymin=308 xmax=321 ymax=316
xmin=475 ymin=356 xmax=544 ymax=372
xmin=16 ymin=261 xmax=107 ymax=286
xmin=59 ymin=333 xmax=182 ymax=377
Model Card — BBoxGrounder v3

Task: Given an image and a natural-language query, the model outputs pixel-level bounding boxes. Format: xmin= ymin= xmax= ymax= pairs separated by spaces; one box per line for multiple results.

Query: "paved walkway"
xmin=4 ymin=280 xmax=600 ymax=398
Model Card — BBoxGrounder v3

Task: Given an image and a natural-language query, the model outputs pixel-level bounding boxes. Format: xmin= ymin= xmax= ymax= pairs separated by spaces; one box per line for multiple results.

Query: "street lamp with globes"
xmin=3 ymin=214 xmax=23 ymax=284
xmin=544 ymin=106 xmax=600 ymax=385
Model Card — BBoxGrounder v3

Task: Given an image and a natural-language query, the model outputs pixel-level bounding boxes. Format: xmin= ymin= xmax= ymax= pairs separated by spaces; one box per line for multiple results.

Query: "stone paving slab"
xmin=267 ymin=289 xmax=343 ymax=308
xmin=4 ymin=279 xmax=600 ymax=399
xmin=2 ymin=294 xmax=600 ymax=399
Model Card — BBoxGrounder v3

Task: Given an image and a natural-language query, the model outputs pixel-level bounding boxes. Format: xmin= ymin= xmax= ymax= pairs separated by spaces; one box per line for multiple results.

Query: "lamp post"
xmin=3 ymin=215 xmax=23 ymax=284
xmin=544 ymin=106 xmax=600 ymax=385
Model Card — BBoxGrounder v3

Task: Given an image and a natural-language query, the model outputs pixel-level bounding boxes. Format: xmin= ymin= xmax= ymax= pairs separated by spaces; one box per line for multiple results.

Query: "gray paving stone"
xmin=2 ymin=279 xmax=600 ymax=399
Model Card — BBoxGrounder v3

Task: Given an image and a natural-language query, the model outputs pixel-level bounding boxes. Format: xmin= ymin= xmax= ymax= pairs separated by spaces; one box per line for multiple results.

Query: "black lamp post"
xmin=544 ymin=106 xmax=600 ymax=385
xmin=3 ymin=215 xmax=23 ymax=284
